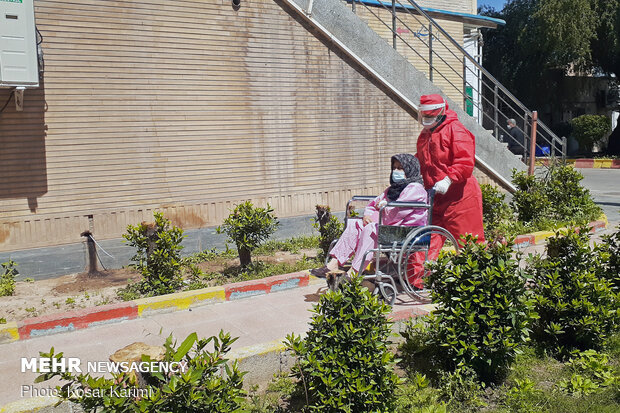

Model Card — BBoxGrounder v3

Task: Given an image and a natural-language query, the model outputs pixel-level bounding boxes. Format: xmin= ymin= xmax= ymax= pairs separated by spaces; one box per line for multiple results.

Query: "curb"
xmin=529 ymin=230 xmax=556 ymax=245
xmin=18 ymin=302 xmax=138 ymax=340
xmin=135 ymin=286 xmax=225 ymax=317
xmin=224 ymin=272 xmax=310 ymax=300
xmin=538 ymin=158 xmax=620 ymax=169
xmin=1 ymin=271 xmax=315 ymax=344
xmin=0 ymin=218 xmax=609 ymax=345
xmin=0 ymin=396 xmax=63 ymax=413
xmin=0 ymin=321 xmax=19 ymax=343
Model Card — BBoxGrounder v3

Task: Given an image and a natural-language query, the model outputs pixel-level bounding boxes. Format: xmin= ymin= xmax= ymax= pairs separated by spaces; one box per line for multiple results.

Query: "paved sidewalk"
xmin=0 ymin=277 xmax=432 ymax=407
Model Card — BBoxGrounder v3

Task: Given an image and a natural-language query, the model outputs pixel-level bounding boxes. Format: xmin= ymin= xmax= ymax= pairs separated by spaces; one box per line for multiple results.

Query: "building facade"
xmin=0 ymin=0 xmax=496 ymax=254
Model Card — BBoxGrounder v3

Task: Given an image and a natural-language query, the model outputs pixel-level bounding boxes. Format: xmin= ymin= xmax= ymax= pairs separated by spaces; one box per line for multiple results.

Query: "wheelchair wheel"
xmin=373 ymin=282 xmax=396 ymax=306
xmin=396 ymin=226 xmax=459 ymax=301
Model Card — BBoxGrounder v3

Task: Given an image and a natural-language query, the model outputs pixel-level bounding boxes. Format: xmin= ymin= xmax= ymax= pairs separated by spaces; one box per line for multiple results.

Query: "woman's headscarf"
xmin=387 ymin=153 xmax=424 ymax=201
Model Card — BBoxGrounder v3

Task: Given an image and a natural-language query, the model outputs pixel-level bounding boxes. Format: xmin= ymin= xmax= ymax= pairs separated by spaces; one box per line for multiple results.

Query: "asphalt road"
xmin=577 ymin=168 xmax=620 ymax=226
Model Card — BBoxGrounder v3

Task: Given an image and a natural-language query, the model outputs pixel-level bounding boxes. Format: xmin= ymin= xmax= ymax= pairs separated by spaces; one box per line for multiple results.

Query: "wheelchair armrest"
xmin=384 ymin=201 xmax=431 ymax=209
xmin=345 ymin=196 xmax=378 ymax=222
xmin=349 ymin=196 xmax=377 ymax=202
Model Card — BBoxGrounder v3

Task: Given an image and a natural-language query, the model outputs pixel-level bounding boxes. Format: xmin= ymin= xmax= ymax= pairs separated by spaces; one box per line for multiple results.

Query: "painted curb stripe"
xmin=18 ymin=303 xmax=137 ymax=340
xmin=0 ymin=322 xmax=19 ymax=344
xmin=224 ymin=272 xmax=309 ymax=300
xmin=594 ymin=159 xmax=613 ymax=168
xmin=135 ymin=287 xmax=225 ymax=316
xmin=390 ymin=307 xmax=431 ymax=321
xmin=530 ymin=230 xmax=555 ymax=245
xmin=514 ymin=235 xmax=534 ymax=248
xmin=575 ymin=159 xmax=595 ymax=168
xmin=568 ymin=158 xmax=620 ymax=169
xmin=229 ymin=340 xmax=288 ymax=361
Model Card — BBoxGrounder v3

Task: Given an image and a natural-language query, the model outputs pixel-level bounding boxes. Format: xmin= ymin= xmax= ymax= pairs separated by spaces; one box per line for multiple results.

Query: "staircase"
xmin=279 ymin=0 xmax=566 ymax=191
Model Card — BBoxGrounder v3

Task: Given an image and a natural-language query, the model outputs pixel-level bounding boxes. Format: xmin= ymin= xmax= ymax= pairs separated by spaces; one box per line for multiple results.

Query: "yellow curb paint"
xmin=599 ymin=214 xmax=609 ymax=227
xmin=530 ymin=231 xmax=555 ymax=244
xmin=308 ymin=275 xmax=324 ymax=286
xmin=230 ymin=340 xmax=288 ymax=361
xmin=417 ymin=304 xmax=436 ymax=313
xmin=0 ymin=322 xmax=19 ymax=344
xmin=135 ymin=287 xmax=225 ymax=316
xmin=592 ymin=159 xmax=611 ymax=168
xmin=0 ymin=396 xmax=61 ymax=413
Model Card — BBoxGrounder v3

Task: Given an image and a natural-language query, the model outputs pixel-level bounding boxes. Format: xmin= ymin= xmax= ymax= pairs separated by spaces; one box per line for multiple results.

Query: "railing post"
xmin=562 ymin=136 xmax=567 ymax=161
xmin=493 ymin=85 xmax=498 ymax=138
xmin=352 ymin=0 xmax=356 ymax=13
xmin=529 ymin=111 xmax=538 ymax=175
xmin=392 ymin=0 xmax=396 ymax=49
xmin=463 ymin=56 xmax=467 ymax=113
xmin=428 ymin=25 xmax=433 ymax=81
xmin=523 ymin=110 xmax=529 ymax=162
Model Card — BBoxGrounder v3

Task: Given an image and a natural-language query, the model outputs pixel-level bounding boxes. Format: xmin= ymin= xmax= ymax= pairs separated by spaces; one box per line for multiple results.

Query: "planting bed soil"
xmin=0 ymin=249 xmax=317 ymax=323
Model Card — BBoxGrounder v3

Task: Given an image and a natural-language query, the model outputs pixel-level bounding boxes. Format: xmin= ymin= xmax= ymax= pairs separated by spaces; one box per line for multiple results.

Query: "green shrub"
xmin=36 ymin=331 xmax=245 ymax=412
xmin=122 ymin=212 xmax=184 ymax=297
xmin=217 ymin=201 xmax=279 ymax=268
xmin=529 ymin=228 xmax=620 ymax=358
xmin=285 ymin=275 xmax=400 ymax=412
xmin=511 ymin=170 xmax=551 ymax=225
xmin=0 ymin=260 xmax=17 ymax=297
xmin=511 ymin=163 xmax=601 ymax=228
xmin=571 ymin=114 xmax=611 ymax=152
xmin=598 ymin=226 xmax=620 ymax=289
xmin=313 ymin=205 xmax=344 ymax=261
xmin=543 ymin=162 xmax=601 ymax=223
xmin=402 ymin=237 xmax=536 ymax=383
xmin=480 ymin=183 xmax=512 ymax=235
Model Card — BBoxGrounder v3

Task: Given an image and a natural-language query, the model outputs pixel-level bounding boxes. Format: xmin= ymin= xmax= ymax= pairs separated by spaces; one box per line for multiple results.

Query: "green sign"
xmin=0 ymin=0 xmax=23 ymax=3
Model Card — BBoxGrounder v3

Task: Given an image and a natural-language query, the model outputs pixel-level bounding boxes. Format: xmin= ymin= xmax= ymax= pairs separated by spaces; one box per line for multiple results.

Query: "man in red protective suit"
xmin=408 ymin=94 xmax=485 ymax=288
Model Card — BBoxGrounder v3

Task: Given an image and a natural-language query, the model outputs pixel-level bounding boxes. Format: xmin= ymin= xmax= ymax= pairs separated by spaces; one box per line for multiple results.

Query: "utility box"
xmin=0 ymin=0 xmax=38 ymax=87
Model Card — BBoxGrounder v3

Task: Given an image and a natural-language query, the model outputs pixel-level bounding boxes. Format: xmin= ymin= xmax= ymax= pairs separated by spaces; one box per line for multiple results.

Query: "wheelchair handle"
xmin=378 ymin=189 xmax=436 ymax=226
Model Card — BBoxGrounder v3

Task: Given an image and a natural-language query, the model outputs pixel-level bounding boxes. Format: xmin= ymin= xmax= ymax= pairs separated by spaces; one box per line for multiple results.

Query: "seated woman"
xmin=324 ymin=153 xmax=428 ymax=277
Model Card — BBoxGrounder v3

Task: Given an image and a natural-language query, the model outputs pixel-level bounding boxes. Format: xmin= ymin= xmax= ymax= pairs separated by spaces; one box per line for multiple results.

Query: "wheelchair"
xmin=325 ymin=189 xmax=459 ymax=305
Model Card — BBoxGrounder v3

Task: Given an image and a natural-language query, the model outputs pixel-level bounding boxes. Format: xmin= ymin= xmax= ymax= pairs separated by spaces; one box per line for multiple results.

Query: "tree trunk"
xmin=238 ymin=247 xmax=252 ymax=268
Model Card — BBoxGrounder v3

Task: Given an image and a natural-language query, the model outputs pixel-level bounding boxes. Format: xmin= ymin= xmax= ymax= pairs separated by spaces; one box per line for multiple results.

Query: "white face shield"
xmin=418 ymin=101 xmax=446 ymax=129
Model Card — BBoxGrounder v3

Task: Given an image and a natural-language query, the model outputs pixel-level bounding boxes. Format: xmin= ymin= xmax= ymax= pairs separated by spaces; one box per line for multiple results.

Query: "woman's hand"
xmin=362 ymin=215 xmax=373 ymax=226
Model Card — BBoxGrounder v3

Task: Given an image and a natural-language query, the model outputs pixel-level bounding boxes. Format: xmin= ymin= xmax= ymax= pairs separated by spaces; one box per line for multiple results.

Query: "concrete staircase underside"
xmin=279 ymin=0 xmax=526 ymax=190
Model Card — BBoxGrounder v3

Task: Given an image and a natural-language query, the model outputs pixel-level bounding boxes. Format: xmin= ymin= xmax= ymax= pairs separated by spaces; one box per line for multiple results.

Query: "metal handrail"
xmin=401 ymin=0 xmax=531 ymax=113
xmin=346 ymin=0 xmax=565 ymax=161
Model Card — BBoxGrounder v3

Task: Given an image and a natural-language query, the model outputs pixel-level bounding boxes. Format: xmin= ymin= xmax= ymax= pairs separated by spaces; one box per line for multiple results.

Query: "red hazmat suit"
xmin=408 ymin=94 xmax=485 ymax=288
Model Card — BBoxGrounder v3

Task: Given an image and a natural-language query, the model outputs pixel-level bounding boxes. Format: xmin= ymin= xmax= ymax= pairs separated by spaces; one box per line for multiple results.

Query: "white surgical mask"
xmin=392 ymin=170 xmax=406 ymax=182
xmin=422 ymin=117 xmax=437 ymax=127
